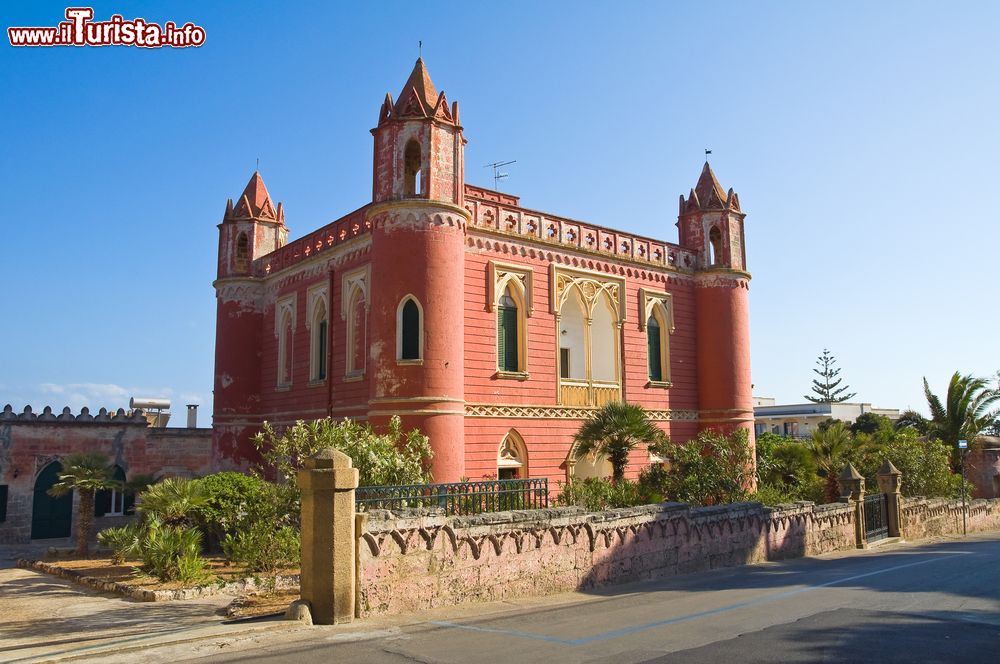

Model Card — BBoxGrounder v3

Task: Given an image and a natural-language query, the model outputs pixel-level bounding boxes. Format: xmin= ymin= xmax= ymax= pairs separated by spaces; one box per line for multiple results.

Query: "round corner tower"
xmin=365 ymin=59 xmax=469 ymax=482
xmin=678 ymin=163 xmax=755 ymax=453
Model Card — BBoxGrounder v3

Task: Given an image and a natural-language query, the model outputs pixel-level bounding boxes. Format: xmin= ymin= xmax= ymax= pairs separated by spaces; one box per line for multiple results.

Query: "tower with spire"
xmin=678 ymin=161 xmax=754 ymax=451
xmin=365 ymin=58 xmax=470 ymax=482
xmin=212 ymin=171 xmax=287 ymax=468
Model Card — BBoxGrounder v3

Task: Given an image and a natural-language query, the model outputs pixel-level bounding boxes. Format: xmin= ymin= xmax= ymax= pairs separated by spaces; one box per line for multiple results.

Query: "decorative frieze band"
xmin=464 ymin=403 xmax=698 ymax=421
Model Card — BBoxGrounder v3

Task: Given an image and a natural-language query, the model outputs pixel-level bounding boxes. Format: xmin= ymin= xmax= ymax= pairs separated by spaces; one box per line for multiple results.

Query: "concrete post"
xmin=877 ymin=460 xmax=903 ymax=539
xmin=298 ymin=448 xmax=359 ymax=625
xmin=839 ymin=463 xmax=867 ymax=549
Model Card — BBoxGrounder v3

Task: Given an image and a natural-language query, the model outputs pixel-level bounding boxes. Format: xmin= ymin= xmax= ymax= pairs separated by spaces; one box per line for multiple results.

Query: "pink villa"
xmin=211 ymin=59 xmax=753 ymax=485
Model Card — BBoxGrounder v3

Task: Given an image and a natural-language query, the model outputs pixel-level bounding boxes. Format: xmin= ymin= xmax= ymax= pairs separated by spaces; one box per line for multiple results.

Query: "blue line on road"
xmin=429 ymin=552 xmax=969 ymax=646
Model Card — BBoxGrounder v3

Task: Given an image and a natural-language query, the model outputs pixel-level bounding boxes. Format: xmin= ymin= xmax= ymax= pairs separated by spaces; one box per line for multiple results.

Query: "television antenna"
xmin=484 ymin=160 xmax=516 ymax=191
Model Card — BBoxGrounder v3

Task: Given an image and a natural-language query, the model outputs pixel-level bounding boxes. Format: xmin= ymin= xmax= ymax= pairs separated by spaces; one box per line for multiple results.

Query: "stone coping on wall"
xmin=362 ymin=500 xmax=846 ymax=531
xmin=16 ymin=559 xmax=299 ymax=602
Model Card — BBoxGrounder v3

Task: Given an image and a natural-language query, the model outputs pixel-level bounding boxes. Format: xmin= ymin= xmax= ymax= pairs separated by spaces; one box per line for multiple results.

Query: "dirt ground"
xmin=0 ymin=565 xmax=241 ymax=662
xmin=42 ymin=555 xmax=299 ymax=591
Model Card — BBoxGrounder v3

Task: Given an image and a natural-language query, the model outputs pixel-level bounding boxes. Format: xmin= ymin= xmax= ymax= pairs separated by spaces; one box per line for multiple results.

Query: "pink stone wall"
xmin=357 ymin=501 xmax=856 ymax=617
xmin=0 ymin=418 xmax=212 ymax=544
xmin=901 ymin=497 xmax=1000 ymax=540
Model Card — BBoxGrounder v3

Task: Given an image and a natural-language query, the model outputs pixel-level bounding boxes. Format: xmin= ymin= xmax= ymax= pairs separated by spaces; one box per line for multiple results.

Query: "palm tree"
xmin=805 ymin=421 xmax=853 ymax=503
xmin=573 ymin=402 xmax=664 ymax=483
xmin=136 ymin=477 xmax=208 ymax=528
xmin=47 ymin=453 xmax=116 ymax=557
xmin=924 ymin=372 xmax=1000 ymax=461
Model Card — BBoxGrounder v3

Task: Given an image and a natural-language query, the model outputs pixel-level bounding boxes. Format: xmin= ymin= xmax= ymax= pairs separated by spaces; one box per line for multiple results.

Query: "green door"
xmin=31 ymin=462 xmax=72 ymax=540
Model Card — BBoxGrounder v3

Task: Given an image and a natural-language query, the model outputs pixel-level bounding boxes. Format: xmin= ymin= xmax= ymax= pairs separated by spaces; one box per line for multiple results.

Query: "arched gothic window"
xmin=708 ymin=226 xmax=722 ymax=266
xmin=398 ymin=297 xmax=422 ymax=361
xmin=404 ymin=140 xmax=421 ymax=197
xmin=278 ymin=310 xmax=293 ymax=385
xmin=498 ymin=431 xmax=528 ymax=479
xmin=312 ymin=300 xmax=328 ymax=381
xmin=497 ymin=285 xmax=520 ymax=373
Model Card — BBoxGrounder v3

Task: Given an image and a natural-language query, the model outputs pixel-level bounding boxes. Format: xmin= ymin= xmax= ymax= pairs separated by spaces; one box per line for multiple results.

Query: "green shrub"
xmin=555 ymin=477 xmax=645 ymax=511
xmin=644 ymin=429 xmax=754 ymax=506
xmin=136 ymin=517 xmax=207 ymax=583
xmin=197 ymin=472 xmax=298 ymax=549
xmin=222 ymin=523 xmax=300 ymax=573
xmin=847 ymin=429 xmax=957 ymax=498
xmin=252 ymin=415 xmax=433 ymax=487
xmin=97 ymin=522 xmax=142 ymax=564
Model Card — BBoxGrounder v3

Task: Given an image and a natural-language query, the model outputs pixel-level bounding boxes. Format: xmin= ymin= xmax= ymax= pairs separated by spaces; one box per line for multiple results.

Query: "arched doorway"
xmin=31 ymin=461 xmax=72 ymax=540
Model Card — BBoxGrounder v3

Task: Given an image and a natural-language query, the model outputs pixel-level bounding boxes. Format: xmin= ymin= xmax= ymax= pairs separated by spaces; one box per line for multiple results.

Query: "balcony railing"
xmin=559 ymin=379 xmax=621 ymax=407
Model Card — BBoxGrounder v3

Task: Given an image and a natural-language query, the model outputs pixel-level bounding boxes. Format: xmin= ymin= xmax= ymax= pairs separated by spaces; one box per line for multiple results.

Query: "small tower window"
xmin=708 ymin=226 xmax=722 ymax=266
xmin=398 ymin=297 xmax=422 ymax=361
xmin=235 ymin=232 xmax=249 ymax=271
xmin=404 ymin=140 xmax=422 ymax=197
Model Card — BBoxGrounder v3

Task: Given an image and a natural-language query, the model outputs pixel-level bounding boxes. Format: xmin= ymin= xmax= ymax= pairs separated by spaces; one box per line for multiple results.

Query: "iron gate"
xmin=864 ymin=493 xmax=889 ymax=542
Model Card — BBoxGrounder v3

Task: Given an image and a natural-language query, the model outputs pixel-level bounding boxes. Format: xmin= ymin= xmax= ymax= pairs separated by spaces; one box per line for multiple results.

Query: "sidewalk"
xmin=0 ymin=565 xmax=303 ymax=664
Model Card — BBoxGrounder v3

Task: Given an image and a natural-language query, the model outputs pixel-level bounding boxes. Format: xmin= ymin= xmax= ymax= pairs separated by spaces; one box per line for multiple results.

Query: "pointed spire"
xmin=695 ymin=162 xmax=727 ymax=207
xmin=683 ymin=162 xmax=737 ymax=213
xmin=379 ymin=58 xmax=458 ymax=126
xmin=394 ymin=57 xmax=438 ymax=117
xmin=227 ymin=171 xmax=282 ymax=222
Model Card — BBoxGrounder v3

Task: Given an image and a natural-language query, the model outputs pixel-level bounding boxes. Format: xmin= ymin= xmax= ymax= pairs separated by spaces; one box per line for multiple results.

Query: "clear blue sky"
xmin=2 ymin=1 xmax=998 ymax=422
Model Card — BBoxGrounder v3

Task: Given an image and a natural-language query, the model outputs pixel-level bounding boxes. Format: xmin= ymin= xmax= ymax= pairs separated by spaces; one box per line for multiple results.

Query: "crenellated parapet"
xmin=0 ymin=404 xmax=149 ymax=425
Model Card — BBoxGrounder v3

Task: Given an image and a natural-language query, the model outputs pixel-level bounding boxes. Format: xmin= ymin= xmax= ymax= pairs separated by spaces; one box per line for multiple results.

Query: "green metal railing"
xmin=356 ymin=478 xmax=549 ymax=516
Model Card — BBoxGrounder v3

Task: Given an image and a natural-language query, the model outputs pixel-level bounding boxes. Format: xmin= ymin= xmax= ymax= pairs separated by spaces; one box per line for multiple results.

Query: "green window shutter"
xmin=498 ymin=306 xmax=519 ymax=372
xmin=647 ymin=325 xmax=662 ymax=382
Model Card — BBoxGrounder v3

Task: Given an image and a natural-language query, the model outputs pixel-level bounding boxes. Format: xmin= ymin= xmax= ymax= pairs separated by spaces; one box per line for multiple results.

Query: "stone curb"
xmin=16 ymin=558 xmax=299 ymax=602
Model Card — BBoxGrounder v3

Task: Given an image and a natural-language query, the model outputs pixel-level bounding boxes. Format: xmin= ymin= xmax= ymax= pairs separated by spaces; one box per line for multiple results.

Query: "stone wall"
xmin=357 ymin=500 xmax=856 ymax=617
xmin=0 ymin=406 xmax=212 ymax=544
xmin=901 ymin=497 xmax=1000 ymax=540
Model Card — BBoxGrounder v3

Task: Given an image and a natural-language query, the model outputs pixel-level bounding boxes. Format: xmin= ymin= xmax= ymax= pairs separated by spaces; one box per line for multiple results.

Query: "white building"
xmin=753 ymin=397 xmax=900 ymax=438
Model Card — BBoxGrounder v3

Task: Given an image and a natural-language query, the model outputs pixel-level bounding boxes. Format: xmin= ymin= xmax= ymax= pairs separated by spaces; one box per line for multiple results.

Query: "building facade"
xmin=0 ymin=404 xmax=212 ymax=544
xmin=753 ymin=397 xmax=900 ymax=438
xmin=212 ymin=59 xmax=754 ymax=484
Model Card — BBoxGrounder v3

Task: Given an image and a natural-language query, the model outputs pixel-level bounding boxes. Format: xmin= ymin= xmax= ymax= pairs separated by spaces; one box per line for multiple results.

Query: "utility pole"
xmin=958 ymin=439 xmax=968 ymax=535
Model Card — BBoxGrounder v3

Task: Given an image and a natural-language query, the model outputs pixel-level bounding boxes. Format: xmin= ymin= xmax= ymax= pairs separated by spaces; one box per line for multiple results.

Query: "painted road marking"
xmin=429 ymin=552 xmax=970 ymax=646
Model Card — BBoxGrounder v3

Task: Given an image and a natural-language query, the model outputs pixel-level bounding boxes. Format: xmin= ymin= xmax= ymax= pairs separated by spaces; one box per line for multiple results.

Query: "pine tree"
xmin=804 ymin=349 xmax=856 ymax=403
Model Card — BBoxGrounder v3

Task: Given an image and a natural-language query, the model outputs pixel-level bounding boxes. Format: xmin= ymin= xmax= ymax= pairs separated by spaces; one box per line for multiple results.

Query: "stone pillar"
xmin=298 ymin=448 xmax=359 ymax=625
xmin=839 ymin=463 xmax=866 ymax=549
xmin=877 ymin=460 xmax=903 ymax=539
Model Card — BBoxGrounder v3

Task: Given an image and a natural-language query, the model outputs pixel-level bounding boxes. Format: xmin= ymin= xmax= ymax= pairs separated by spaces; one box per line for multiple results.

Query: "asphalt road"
xmin=193 ymin=534 xmax=1000 ymax=664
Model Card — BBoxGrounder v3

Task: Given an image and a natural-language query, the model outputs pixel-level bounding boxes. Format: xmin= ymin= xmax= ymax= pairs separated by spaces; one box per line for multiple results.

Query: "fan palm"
xmin=924 ymin=372 xmax=1000 ymax=462
xmin=573 ymin=402 xmax=664 ymax=483
xmin=805 ymin=421 xmax=853 ymax=503
xmin=47 ymin=453 xmax=116 ymax=556
xmin=137 ymin=477 xmax=208 ymax=528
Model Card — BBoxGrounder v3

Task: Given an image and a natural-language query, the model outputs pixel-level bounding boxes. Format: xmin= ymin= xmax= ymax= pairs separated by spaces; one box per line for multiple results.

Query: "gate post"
xmin=839 ymin=463 xmax=867 ymax=549
xmin=298 ymin=448 xmax=359 ymax=625
xmin=877 ymin=460 xmax=903 ymax=539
